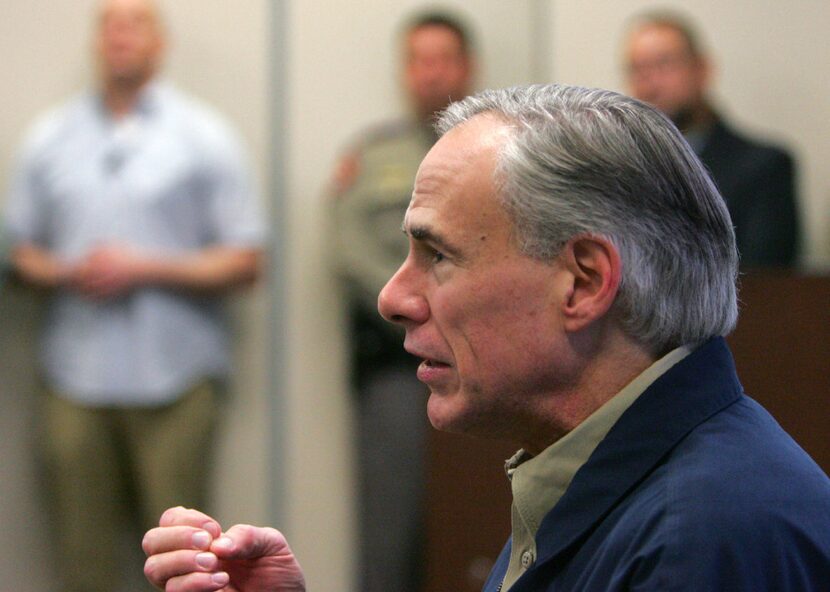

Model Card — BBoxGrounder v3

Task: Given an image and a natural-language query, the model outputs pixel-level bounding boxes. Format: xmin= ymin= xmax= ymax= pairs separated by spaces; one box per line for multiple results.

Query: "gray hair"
xmin=436 ymin=84 xmax=738 ymax=355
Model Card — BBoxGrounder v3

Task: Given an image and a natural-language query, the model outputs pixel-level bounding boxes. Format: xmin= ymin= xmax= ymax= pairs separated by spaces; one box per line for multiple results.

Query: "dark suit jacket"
xmin=699 ymin=119 xmax=799 ymax=268
xmin=483 ymin=338 xmax=830 ymax=591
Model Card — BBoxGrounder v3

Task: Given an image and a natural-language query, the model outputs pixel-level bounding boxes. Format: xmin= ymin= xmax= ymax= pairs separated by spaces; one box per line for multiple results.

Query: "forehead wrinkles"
xmin=408 ymin=145 xmax=465 ymax=215
xmin=406 ymin=114 xmax=514 ymax=232
xmin=413 ymin=162 xmax=453 ymax=200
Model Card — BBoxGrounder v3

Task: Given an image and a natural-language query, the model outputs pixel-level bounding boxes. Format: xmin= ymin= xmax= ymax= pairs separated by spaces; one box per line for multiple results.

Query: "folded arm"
xmin=12 ymin=242 xmax=262 ymax=299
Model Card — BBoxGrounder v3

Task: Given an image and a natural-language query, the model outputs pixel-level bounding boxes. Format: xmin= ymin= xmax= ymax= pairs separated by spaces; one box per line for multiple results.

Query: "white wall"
xmin=549 ymin=0 xmax=830 ymax=268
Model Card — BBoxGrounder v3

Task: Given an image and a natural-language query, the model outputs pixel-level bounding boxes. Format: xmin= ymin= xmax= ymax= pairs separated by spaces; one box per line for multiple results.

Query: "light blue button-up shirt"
xmin=4 ymin=82 xmax=265 ymax=406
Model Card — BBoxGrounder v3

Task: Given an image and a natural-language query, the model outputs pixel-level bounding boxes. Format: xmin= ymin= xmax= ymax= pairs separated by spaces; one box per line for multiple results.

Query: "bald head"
xmin=96 ymin=0 xmax=166 ymax=90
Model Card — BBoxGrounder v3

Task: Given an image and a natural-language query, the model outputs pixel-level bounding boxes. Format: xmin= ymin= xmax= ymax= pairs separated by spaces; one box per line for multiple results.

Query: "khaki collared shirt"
xmin=500 ymin=345 xmax=693 ymax=591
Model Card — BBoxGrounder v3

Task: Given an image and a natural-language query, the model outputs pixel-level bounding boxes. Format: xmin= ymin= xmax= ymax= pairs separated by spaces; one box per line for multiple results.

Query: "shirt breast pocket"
xmin=121 ymin=149 xmax=211 ymax=249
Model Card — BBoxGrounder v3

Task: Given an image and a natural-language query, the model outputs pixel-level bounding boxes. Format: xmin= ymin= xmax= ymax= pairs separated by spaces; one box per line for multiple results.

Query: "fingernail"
xmin=195 ymin=552 xmax=216 ymax=569
xmin=211 ymin=572 xmax=230 ymax=586
xmin=192 ymin=531 xmax=211 ymax=549
xmin=213 ymin=536 xmax=234 ymax=551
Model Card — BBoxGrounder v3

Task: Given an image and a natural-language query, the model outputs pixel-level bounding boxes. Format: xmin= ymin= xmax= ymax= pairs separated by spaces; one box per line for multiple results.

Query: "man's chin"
xmin=415 ymin=97 xmax=455 ymax=121
xmin=426 ymin=392 xmax=489 ymax=437
xmin=667 ymin=106 xmax=695 ymax=131
xmin=426 ymin=392 xmax=465 ymax=433
xmin=102 ymin=64 xmax=153 ymax=87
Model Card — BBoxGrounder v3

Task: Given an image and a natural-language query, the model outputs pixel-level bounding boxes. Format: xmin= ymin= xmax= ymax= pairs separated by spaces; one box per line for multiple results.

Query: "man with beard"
xmin=624 ymin=11 xmax=799 ymax=268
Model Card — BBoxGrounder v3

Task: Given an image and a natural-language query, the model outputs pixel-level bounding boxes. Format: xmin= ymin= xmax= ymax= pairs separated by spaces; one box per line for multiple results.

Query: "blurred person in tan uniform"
xmin=329 ymin=11 xmax=475 ymax=592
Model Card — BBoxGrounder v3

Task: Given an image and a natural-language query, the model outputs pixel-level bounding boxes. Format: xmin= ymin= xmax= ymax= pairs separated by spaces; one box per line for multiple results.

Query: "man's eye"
xmin=432 ymin=250 xmax=445 ymax=264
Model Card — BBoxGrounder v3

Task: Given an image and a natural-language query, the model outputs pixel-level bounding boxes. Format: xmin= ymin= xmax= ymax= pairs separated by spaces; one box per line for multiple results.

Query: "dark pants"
xmin=356 ymin=362 xmax=429 ymax=592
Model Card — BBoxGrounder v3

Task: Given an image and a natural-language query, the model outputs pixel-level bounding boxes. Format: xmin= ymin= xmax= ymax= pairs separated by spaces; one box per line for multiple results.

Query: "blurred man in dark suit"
xmin=624 ymin=11 xmax=800 ymax=268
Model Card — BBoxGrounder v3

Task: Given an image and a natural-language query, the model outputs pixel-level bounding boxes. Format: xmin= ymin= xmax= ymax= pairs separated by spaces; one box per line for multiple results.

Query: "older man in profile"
xmin=142 ymin=84 xmax=830 ymax=591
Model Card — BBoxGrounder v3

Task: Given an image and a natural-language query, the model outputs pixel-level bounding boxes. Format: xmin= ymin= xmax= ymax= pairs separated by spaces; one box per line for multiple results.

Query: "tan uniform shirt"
xmin=331 ymin=119 xmax=436 ymax=312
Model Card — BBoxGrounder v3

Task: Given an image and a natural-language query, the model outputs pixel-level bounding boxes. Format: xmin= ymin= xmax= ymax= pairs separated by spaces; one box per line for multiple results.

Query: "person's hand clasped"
xmin=143 ymin=507 xmax=306 ymax=592
xmin=72 ymin=243 xmax=150 ymax=299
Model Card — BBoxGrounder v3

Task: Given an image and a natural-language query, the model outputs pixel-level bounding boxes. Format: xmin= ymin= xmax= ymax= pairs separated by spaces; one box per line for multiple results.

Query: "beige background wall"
xmin=0 ymin=2 xmax=827 ymax=592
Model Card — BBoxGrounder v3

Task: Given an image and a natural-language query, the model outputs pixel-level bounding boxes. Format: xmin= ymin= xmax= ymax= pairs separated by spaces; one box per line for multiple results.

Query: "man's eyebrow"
xmin=403 ymin=224 xmax=463 ymax=259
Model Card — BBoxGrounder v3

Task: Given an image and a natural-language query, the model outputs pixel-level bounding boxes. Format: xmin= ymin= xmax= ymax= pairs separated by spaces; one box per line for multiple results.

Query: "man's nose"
xmin=377 ymin=262 xmax=429 ymax=327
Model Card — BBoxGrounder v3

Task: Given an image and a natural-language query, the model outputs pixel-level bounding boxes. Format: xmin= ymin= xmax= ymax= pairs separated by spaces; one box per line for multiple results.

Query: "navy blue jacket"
xmin=483 ymin=338 xmax=830 ymax=591
xmin=699 ymin=119 xmax=799 ymax=268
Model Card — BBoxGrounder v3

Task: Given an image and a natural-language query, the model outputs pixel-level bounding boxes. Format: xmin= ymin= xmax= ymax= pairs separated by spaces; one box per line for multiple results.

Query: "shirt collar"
xmin=94 ymin=79 xmax=164 ymax=120
xmin=506 ymin=344 xmax=695 ymax=528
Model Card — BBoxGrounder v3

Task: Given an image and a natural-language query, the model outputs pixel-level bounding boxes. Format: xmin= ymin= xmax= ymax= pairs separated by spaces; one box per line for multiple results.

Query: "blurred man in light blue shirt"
xmin=2 ymin=1 xmax=264 ymax=590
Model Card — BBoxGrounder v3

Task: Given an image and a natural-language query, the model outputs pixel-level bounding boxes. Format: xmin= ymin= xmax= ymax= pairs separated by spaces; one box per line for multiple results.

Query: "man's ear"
xmin=559 ymin=235 xmax=622 ymax=333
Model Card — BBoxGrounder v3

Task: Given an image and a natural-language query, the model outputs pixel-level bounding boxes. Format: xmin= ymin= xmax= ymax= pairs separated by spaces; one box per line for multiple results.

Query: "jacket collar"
xmin=530 ymin=336 xmax=743 ymax=569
